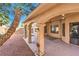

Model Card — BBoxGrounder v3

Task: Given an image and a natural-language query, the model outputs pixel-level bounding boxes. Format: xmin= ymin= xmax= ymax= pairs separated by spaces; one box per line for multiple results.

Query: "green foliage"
xmin=0 ymin=13 xmax=9 ymax=26
xmin=13 ymin=3 xmax=39 ymax=16
xmin=0 ymin=3 xmax=39 ymax=26
xmin=0 ymin=3 xmax=10 ymax=26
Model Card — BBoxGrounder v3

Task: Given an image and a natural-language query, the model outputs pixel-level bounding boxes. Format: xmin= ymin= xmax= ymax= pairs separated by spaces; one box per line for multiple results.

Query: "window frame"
xmin=51 ymin=24 xmax=59 ymax=34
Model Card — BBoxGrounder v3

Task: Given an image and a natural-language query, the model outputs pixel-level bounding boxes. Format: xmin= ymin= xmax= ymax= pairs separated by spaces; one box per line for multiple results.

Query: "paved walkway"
xmin=0 ymin=28 xmax=34 ymax=56
xmin=45 ymin=36 xmax=79 ymax=56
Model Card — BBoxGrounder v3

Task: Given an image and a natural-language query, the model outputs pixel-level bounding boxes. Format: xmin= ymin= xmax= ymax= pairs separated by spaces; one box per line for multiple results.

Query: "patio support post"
xmin=27 ymin=24 xmax=32 ymax=43
xmin=37 ymin=23 xmax=45 ymax=56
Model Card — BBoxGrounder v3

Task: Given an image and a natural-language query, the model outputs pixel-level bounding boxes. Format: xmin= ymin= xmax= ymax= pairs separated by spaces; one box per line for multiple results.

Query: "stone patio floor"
xmin=45 ymin=36 xmax=79 ymax=56
xmin=0 ymin=28 xmax=34 ymax=56
xmin=25 ymin=33 xmax=79 ymax=56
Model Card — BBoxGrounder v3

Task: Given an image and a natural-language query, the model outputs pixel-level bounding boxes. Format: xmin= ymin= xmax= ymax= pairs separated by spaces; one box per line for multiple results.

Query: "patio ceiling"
xmin=35 ymin=4 xmax=79 ymax=23
xmin=23 ymin=3 xmax=58 ymax=23
xmin=24 ymin=4 xmax=79 ymax=24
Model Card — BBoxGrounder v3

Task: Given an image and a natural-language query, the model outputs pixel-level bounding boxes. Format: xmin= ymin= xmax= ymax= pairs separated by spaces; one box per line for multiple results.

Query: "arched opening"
xmin=44 ymin=12 xmax=79 ymax=46
xmin=39 ymin=12 xmax=79 ymax=55
xmin=24 ymin=22 xmax=39 ymax=55
xmin=30 ymin=22 xmax=38 ymax=43
xmin=23 ymin=4 xmax=79 ymax=55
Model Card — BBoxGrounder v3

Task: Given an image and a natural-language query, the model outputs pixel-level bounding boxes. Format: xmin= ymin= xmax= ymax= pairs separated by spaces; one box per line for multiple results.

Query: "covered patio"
xmin=23 ymin=4 xmax=79 ymax=56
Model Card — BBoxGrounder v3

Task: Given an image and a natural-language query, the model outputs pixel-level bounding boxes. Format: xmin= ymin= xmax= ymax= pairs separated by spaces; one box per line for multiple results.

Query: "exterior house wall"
xmin=47 ymin=13 xmax=79 ymax=44
xmin=47 ymin=20 xmax=62 ymax=39
xmin=23 ymin=4 xmax=79 ymax=55
xmin=62 ymin=13 xmax=79 ymax=44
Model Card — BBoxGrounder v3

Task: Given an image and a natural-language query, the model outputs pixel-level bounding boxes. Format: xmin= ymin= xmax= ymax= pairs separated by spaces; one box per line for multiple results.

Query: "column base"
xmin=36 ymin=50 xmax=45 ymax=56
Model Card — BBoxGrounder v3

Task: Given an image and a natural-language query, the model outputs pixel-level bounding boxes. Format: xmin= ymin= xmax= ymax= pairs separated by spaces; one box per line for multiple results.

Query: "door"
xmin=70 ymin=22 xmax=79 ymax=45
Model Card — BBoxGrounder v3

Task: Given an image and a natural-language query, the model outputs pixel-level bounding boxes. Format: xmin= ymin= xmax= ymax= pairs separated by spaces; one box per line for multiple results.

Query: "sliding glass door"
xmin=70 ymin=22 xmax=79 ymax=45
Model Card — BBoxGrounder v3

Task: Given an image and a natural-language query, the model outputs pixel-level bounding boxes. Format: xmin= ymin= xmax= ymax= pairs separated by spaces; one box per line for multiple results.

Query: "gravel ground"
xmin=0 ymin=28 xmax=34 ymax=56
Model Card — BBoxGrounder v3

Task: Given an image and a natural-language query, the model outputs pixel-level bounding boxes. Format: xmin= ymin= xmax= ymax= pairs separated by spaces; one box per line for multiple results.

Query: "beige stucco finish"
xmin=23 ymin=4 xmax=79 ymax=55
xmin=47 ymin=20 xmax=62 ymax=38
xmin=63 ymin=13 xmax=79 ymax=43
xmin=46 ymin=13 xmax=79 ymax=44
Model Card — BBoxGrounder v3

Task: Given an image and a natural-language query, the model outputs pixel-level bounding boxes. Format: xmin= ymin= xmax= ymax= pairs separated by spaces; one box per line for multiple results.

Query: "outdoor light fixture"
xmin=62 ymin=14 xmax=65 ymax=19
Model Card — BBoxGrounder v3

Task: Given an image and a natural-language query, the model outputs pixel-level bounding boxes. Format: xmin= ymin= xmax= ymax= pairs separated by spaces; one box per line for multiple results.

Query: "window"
xmin=62 ymin=23 xmax=65 ymax=36
xmin=51 ymin=25 xmax=59 ymax=33
xmin=70 ymin=22 xmax=79 ymax=45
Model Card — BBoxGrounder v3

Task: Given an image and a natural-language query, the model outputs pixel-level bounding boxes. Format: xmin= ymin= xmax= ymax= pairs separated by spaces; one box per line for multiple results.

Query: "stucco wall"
xmin=62 ymin=13 xmax=79 ymax=44
xmin=47 ymin=20 xmax=62 ymax=38
xmin=47 ymin=13 xmax=79 ymax=44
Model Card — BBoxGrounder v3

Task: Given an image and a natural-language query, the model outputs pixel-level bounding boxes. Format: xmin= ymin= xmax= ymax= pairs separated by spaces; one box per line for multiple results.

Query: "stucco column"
xmin=37 ymin=23 xmax=45 ymax=56
xmin=27 ymin=24 xmax=32 ymax=43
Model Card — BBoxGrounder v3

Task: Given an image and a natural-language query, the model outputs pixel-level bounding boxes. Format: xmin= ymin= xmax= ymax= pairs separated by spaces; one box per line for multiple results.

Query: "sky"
xmin=3 ymin=3 xmax=39 ymax=27
xmin=9 ymin=11 xmax=26 ymax=27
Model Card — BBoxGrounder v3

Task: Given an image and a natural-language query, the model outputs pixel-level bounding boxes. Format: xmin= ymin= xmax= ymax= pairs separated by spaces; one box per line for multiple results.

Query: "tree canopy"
xmin=0 ymin=3 xmax=39 ymax=46
xmin=0 ymin=3 xmax=39 ymax=26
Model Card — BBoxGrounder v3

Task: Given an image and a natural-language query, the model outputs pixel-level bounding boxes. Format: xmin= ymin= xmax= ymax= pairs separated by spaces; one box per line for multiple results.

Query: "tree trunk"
xmin=0 ymin=9 xmax=21 ymax=46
